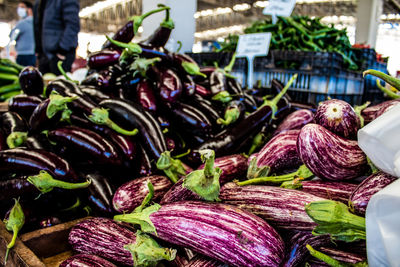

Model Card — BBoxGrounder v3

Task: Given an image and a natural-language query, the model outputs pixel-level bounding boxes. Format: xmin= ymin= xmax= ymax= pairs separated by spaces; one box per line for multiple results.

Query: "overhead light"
xmin=254 ymin=1 xmax=269 ymax=8
xmin=80 ymin=0 xmax=130 ymax=18
xmin=233 ymin=3 xmax=251 ymax=11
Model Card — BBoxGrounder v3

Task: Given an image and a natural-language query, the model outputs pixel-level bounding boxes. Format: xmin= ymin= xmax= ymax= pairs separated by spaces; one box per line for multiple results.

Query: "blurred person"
xmin=33 ymin=0 xmax=80 ymax=75
xmin=9 ymin=1 xmax=36 ymax=66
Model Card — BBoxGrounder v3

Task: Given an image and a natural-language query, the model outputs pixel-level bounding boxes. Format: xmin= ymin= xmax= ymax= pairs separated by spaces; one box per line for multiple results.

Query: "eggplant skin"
xmin=300 ymin=180 xmax=358 ymax=203
xmin=184 ymin=255 xmax=227 ymax=267
xmin=361 ymin=99 xmax=400 ymax=123
xmin=68 ymin=217 xmax=136 ymax=266
xmin=150 ymin=201 xmax=284 ymax=267
xmin=297 ymin=124 xmax=367 ymax=181
xmin=349 ymin=171 xmax=396 ymax=215
xmin=113 ymin=175 xmax=172 ymax=213
xmin=220 ymin=183 xmax=324 ymax=230
xmin=274 ymin=109 xmax=314 ymax=135
xmin=60 ymin=254 xmax=117 ymax=267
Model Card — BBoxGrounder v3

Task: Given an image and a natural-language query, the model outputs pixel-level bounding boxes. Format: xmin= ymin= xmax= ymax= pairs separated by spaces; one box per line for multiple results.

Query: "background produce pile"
xmin=1 ymin=6 xmax=399 ymax=267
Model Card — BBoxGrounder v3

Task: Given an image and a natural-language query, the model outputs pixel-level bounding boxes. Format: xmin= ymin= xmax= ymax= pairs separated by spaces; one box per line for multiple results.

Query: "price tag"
xmin=235 ymin=33 xmax=271 ymax=88
xmin=262 ymin=0 xmax=296 ymax=17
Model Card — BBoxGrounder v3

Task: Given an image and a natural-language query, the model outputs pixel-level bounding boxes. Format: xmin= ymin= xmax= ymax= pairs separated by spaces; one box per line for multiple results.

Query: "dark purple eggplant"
xmin=1 ymin=111 xmax=28 ymax=148
xmin=18 ymin=66 xmax=44 ymax=96
xmin=85 ymin=173 xmax=114 ymax=216
xmin=297 ymin=124 xmax=367 ymax=181
xmin=361 ymin=99 xmax=400 ymax=123
xmin=138 ymin=144 xmax=155 ymax=177
xmin=115 ymin=201 xmax=285 ymax=267
xmin=274 ymin=109 xmax=314 ymax=135
xmin=29 ymin=98 xmax=61 ymax=132
xmin=99 ymin=99 xmax=167 ymax=159
xmin=181 ymin=74 xmax=196 ymax=96
xmin=81 ymin=86 xmax=111 ymax=103
xmin=46 ymin=79 xmax=84 ymax=97
xmin=314 ymin=99 xmax=360 ymax=139
xmin=151 ymin=66 xmax=182 ymax=103
xmin=69 ymin=217 xmax=175 ymax=266
xmin=48 ymin=126 xmax=122 ymax=166
xmin=87 ymin=50 xmax=121 ymax=69
xmin=136 ymin=79 xmax=157 ymax=113
xmin=248 ymin=129 xmax=301 ymax=178
xmin=220 ymin=182 xmax=326 ymax=230
xmin=242 ymin=92 xmax=258 ymax=111
xmin=226 ymin=77 xmax=244 ymax=97
xmin=0 ymin=148 xmax=78 ymax=181
xmin=0 ymin=176 xmax=37 ymax=202
xmin=171 ymin=53 xmax=206 ymax=78
xmin=0 ymin=129 xmax=7 ymax=151
xmin=194 ymin=84 xmax=211 ymax=98
xmin=81 ymin=69 xmax=115 ymax=92
xmin=143 ymin=4 xmax=174 ymax=48
xmin=25 ymin=135 xmax=50 ymax=150
xmin=113 ymin=175 xmax=172 ymax=213
xmin=60 ymin=254 xmax=117 ymax=267
xmin=349 ymin=171 xmax=396 ymax=215
xmin=217 ymin=100 xmax=245 ymax=126
xmin=8 ymin=94 xmax=42 ymax=120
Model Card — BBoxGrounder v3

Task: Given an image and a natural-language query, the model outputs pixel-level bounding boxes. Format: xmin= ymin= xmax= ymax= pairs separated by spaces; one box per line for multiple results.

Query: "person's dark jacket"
xmin=33 ymin=0 xmax=80 ymax=59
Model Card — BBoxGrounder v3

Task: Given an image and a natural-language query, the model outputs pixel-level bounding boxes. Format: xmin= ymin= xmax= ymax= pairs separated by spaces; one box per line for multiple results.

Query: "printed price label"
xmin=262 ymin=0 xmax=296 ymax=17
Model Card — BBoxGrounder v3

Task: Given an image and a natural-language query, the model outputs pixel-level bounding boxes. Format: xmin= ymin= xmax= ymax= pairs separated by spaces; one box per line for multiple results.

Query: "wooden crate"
xmin=0 ymin=217 xmax=88 ymax=267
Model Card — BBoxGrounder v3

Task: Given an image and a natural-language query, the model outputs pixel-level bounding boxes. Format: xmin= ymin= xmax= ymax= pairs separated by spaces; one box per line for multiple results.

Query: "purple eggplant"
xmin=297 ymin=124 xmax=367 ymax=181
xmin=220 ymin=182 xmax=326 ymax=230
xmin=87 ymin=50 xmax=121 ymax=69
xmin=19 ymin=66 xmax=44 ymax=96
xmin=8 ymin=94 xmax=42 ymax=121
xmin=81 ymin=86 xmax=111 ymax=103
xmin=0 ymin=176 xmax=37 ymax=202
xmin=1 ymin=111 xmax=28 ymax=148
xmin=0 ymin=129 xmax=7 ymax=151
xmin=361 ymin=99 xmax=400 ymax=123
xmin=143 ymin=4 xmax=174 ymax=48
xmin=85 ymin=173 xmax=115 ymax=216
xmin=138 ymin=144 xmax=155 ymax=177
xmin=217 ymin=100 xmax=245 ymax=127
xmin=29 ymin=98 xmax=61 ymax=132
xmin=136 ymin=79 xmax=157 ymax=113
xmin=115 ymin=201 xmax=285 ymax=267
xmin=46 ymin=79 xmax=84 ymax=97
xmin=314 ymin=99 xmax=360 ymax=139
xmin=274 ymin=109 xmax=314 ymax=135
xmin=190 ymin=94 xmax=222 ymax=127
xmin=181 ymin=74 xmax=196 ymax=96
xmin=151 ymin=66 xmax=182 ymax=103
xmin=318 ymin=247 xmax=367 ymax=264
xmin=349 ymin=171 xmax=396 ymax=215
xmin=60 ymin=254 xmax=117 ymax=267
xmin=195 ymin=84 xmax=211 ymax=98
xmin=113 ymin=175 xmax=172 ymax=213
xmin=160 ymin=178 xmax=201 ymax=205
xmin=248 ymin=129 xmax=301 ymax=178
xmin=184 ymin=255 xmax=226 ymax=267
xmin=48 ymin=126 xmax=122 ymax=166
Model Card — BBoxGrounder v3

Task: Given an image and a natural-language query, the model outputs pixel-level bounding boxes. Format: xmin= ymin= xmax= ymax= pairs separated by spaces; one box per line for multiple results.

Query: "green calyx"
xmin=131 ymin=6 xmax=170 ymax=35
xmin=305 ymin=200 xmax=366 ymax=242
xmin=183 ymin=149 xmax=221 ymax=201
xmin=135 ymin=181 xmax=155 ymax=213
xmin=158 ymin=4 xmax=174 ymax=30
xmin=181 ymin=61 xmax=206 ymax=78
xmin=156 ymin=151 xmax=186 ymax=183
xmin=245 ymin=157 xmax=271 ymax=180
xmin=6 ymin=131 xmax=28 ymax=149
xmin=353 ymin=101 xmax=370 ymax=128
xmin=125 ymin=230 xmax=176 ymax=267
xmin=306 ymin=245 xmax=368 ymax=267
xmin=130 ymin=57 xmax=161 ymax=78
xmin=242 ymin=163 xmax=313 ymax=186
xmin=27 ymin=170 xmax=91 ymax=194
xmin=114 ymin=204 xmax=161 ymax=235
xmin=261 ymin=74 xmax=297 ymax=119
xmin=47 ymin=91 xmax=77 ymax=119
xmin=247 ymin=132 xmax=268 ymax=156
xmin=223 ymin=52 xmax=237 ymax=73
xmin=105 ymin=36 xmax=142 ymax=54
xmin=212 ymin=91 xmax=232 ymax=103
xmin=217 ymin=107 xmax=240 ymax=126
xmin=89 ymin=108 xmax=138 ymax=136
xmin=3 ymin=198 xmax=25 ymax=264
xmin=364 ymin=69 xmax=400 ymax=93
xmin=376 ymin=79 xmax=400 ymax=99
xmin=366 ymin=157 xmax=379 ymax=174
xmin=280 ymin=177 xmax=304 ymax=189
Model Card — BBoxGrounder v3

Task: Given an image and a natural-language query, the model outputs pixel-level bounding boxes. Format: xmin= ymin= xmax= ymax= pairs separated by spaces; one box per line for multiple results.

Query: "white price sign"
xmin=235 ymin=33 xmax=271 ymax=88
xmin=262 ymin=0 xmax=296 ymax=18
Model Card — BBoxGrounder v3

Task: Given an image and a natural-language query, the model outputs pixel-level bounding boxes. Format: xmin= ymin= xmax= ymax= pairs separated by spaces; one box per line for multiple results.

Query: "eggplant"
xmin=217 ymin=100 xmax=245 ymax=127
xmin=181 ymin=74 xmax=196 ymax=96
xmin=8 ymin=94 xmax=42 ymax=121
xmin=242 ymin=92 xmax=258 ymax=111
xmin=113 ymin=175 xmax=172 ymax=213
xmin=220 ymin=182 xmax=325 ymax=230
xmin=137 ymin=144 xmax=156 ymax=177
xmin=150 ymin=66 xmax=182 ymax=103
xmin=160 ymin=178 xmax=201 ymax=205
xmin=194 ymin=84 xmax=211 ymax=98
xmin=69 ymin=217 xmax=175 ymax=266
xmin=0 ymin=111 xmax=28 ymax=148
xmin=184 ymin=255 xmax=227 ymax=267
xmin=87 ymin=50 xmax=121 ymax=69
xmin=190 ymin=95 xmax=222 ymax=128
xmin=115 ymin=201 xmax=285 ymax=267
xmin=136 ymin=79 xmax=157 ymax=113
xmin=349 ymin=171 xmax=396 ymax=215
xmin=85 ymin=173 xmax=114 ymax=216
xmin=0 ymin=129 xmax=7 ymax=151
xmin=0 ymin=148 xmax=78 ymax=181
xmin=318 ymin=247 xmax=367 ymax=264
xmin=314 ymin=99 xmax=360 ymax=139
xmin=48 ymin=126 xmax=122 ymax=166
xmin=81 ymin=86 xmax=111 ymax=103
xmin=297 ymin=124 xmax=367 ymax=181
xmin=60 ymin=254 xmax=117 ymax=267
xmin=361 ymin=99 xmax=400 ymax=123
xmin=99 ymin=99 xmax=167 ymax=159
xmin=18 ymin=66 xmax=44 ymax=96
xmin=248 ymin=129 xmax=301 ymax=178
xmin=46 ymin=79 xmax=84 ymax=97
xmin=0 ymin=176 xmax=37 ymax=202
xmin=273 ymin=109 xmax=314 ymax=135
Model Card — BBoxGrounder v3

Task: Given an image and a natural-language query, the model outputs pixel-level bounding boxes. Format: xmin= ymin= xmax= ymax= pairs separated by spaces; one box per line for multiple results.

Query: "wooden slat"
xmin=0 ymin=102 xmax=8 ymax=113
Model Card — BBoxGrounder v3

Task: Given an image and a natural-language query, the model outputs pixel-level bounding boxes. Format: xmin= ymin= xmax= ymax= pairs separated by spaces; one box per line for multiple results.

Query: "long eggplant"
xmin=349 ymin=171 xmax=396 ymax=215
xmin=60 ymin=254 xmax=117 ymax=267
xmin=220 ymin=182 xmax=325 ymax=230
xmin=114 ymin=201 xmax=285 ymax=267
xmin=184 ymin=255 xmax=227 ymax=267
xmin=137 ymin=144 xmax=155 ymax=177
xmin=8 ymin=94 xmax=42 ymax=121
xmin=361 ymin=99 xmax=400 ymax=123
xmin=314 ymin=99 xmax=360 ymax=139
xmin=136 ymin=79 xmax=157 ymax=113
xmin=113 ymin=175 xmax=172 ymax=213
xmin=0 ymin=176 xmax=37 ymax=202
xmin=0 ymin=129 xmax=7 ymax=151
xmin=273 ymin=109 xmax=314 ymax=135
xmin=297 ymin=124 xmax=367 ymax=181
xmin=318 ymin=247 xmax=367 ymax=264
xmin=81 ymin=86 xmax=111 ymax=103
xmin=87 ymin=50 xmax=121 ymax=69
xmin=1 ymin=111 xmax=28 ymax=148
xmin=48 ymin=126 xmax=122 ymax=166
xmin=85 ymin=173 xmax=114 ymax=216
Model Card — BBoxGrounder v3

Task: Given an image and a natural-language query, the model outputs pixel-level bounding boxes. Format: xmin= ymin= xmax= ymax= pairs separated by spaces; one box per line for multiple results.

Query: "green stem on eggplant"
xmin=47 ymin=91 xmax=78 ymax=119
xmin=223 ymin=53 xmax=237 ymax=73
xmin=130 ymin=57 xmax=161 ymax=78
xmin=212 ymin=91 xmax=232 ymax=103
xmin=134 ymin=181 xmax=155 ymax=213
xmin=376 ymin=79 xmax=400 ymax=99
xmin=157 ymin=4 xmax=174 ymax=30
xmin=217 ymin=107 xmax=240 ymax=126
xmin=306 ymin=245 xmax=348 ymax=267
xmin=156 ymin=151 xmax=186 ymax=183
xmin=363 ymin=69 xmax=400 ymax=92
xmin=130 ymin=6 xmax=170 ymax=35
xmin=3 ymin=199 xmax=24 ymax=265
xmin=56 ymin=61 xmax=78 ymax=83
xmin=114 ymin=204 xmax=161 ymax=234
xmin=27 ymin=170 xmax=91 ymax=194
xmin=247 ymin=132 xmax=269 ymax=156
xmin=181 ymin=61 xmax=206 ymax=78
xmin=105 ymin=36 xmax=142 ymax=54
xmin=88 ymin=108 xmax=138 ymax=136
xmin=6 ymin=131 xmax=28 ymax=149
xmin=353 ymin=101 xmax=370 ymax=128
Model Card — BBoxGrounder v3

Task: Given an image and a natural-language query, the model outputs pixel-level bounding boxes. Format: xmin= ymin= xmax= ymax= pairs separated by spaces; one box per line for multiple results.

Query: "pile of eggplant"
xmin=1 ymin=4 xmax=400 ymax=267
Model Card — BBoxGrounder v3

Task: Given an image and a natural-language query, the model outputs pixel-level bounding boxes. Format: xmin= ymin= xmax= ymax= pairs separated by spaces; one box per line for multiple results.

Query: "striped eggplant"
xmin=113 ymin=175 xmax=173 ymax=213
xmin=349 ymin=171 xmax=396 ymax=215
xmin=160 ymin=178 xmax=201 ymax=204
xmin=273 ymin=109 xmax=314 ymax=135
xmin=248 ymin=129 xmax=301 ymax=178
xmin=297 ymin=124 xmax=367 ymax=181
xmin=314 ymin=99 xmax=360 ymax=139
xmin=219 ymin=182 xmax=325 ymax=230
xmin=114 ymin=201 xmax=285 ymax=267
xmin=184 ymin=255 xmax=227 ymax=267
xmin=297 ymin=180 xmax=358 ymax=203
xmin=318 ymin=247 xmax=367 ymax=264
xmin=362 ymin=99 xmax=400 ymax=123
xmin=60 ymin=254 xmax=117 ymax=267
